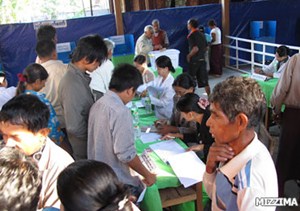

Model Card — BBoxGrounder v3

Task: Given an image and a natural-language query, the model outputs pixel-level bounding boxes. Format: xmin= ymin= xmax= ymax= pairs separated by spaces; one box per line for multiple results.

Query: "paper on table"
xmin=140 ymin=132 xmax=161 ymax=144
xmin=149 ymin=140 xmax=185 ymax=163
xmin=137 ymin=187 xmax=147 ymax=203
xmin=147 ymin=86 xmax=164 ymax=98
xmin=168 ymin=151 xmax=206 ymax=188
xmin=126 ymin=100 xmax=144 ymax=109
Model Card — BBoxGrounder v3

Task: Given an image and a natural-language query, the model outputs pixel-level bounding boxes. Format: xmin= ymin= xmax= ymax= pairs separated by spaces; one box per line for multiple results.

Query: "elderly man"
xmin=135 ymin=25 xmax=154 ymax=63
xmin=204 ymin=76 xmax=278 ymax=211
xmin=152 ymin=19 xmax=169 ymax=50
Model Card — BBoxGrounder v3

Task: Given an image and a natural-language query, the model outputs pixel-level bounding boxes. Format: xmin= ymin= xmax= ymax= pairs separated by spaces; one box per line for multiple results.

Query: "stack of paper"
xmin=149 ymin=140 xmax=205 ymax=188
xmin=168 ymin=151 xmax=206 ymax=187
xmin=149 ymin=140 xmax=185 ymax=163
xmin=140 ymin=132 xmax=161 ymax=144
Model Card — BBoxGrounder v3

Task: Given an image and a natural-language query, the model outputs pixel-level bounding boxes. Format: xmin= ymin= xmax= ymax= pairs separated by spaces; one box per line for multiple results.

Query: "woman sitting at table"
xmin=155 ymin=73 xmax=197 ymax=136
xmin=162 ymin=93 xmax=214 ymax=162
xmin=254 ymin=45 xmax=290 ymax=78
xmin=133 ymin=54 xmax=155 ymax=84
xmin=57 ymin=160 xmax=140 ymax=211
xmin=137 ymin=55 xmax=175 ymax=119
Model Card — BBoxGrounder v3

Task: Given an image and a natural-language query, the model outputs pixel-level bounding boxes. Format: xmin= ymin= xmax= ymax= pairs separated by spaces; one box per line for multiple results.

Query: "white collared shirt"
xmin=138 ymin=73 xmax=175 ymax=119
xmin=203 ymin=133 xmax=278 ymax=211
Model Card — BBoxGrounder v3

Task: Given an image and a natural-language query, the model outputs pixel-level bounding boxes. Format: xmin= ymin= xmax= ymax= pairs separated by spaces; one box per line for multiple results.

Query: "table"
xmin=256 ymin=78 xmax=278 ymax=108
xmin=244 ymin=75 xmax=279 ymax=128
xmin=135 ymin=104 xmax=208 ymax=211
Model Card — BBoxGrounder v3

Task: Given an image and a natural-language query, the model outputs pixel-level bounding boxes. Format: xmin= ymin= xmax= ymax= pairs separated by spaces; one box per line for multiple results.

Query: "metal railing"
xmin=223 ymin=35 xmax=300 ymax=73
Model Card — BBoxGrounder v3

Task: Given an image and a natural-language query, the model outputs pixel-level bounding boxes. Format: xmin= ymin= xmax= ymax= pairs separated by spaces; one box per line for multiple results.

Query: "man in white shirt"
xmin=135 ymin=25 xmax=154 ymax=64
xmin=36 ymin=39 xmax=67 ymax=128
xmin=254 ymin=45 xmax=290 ymax=78
xmin=89 ymin=39 xmax=115 ymax=100
xmin=204 ymin=77 xmax=278 ymax=211
xmin=208 ymin=19 xmax=223 ymax=76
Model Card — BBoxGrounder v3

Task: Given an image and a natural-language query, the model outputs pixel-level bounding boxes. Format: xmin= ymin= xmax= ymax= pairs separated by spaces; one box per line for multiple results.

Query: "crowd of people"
xmin=0 ymin=15 xmax=298 ymax=211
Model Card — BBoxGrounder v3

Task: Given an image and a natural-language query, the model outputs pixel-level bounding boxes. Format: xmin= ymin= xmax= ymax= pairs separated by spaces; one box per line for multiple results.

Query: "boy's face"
xmin=206 ymin=102 xmax=240 ymax=145
xmin=0 ymin=122 xmax=46 ymax=156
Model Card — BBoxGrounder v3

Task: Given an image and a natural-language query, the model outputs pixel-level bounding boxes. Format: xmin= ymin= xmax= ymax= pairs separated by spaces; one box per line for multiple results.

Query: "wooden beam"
xmin=132 ymin=0 xmax=140 ymax=11
xmin=221 ymin=0 xmax=230 ymax=66
xmin=145 ymin=0 xmax=150 ymax=10
xmin=113 ymin=0 xmax=124 ymax=35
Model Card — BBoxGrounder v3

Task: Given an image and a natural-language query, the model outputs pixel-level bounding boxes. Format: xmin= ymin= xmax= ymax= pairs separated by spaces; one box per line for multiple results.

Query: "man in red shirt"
xmin=152 ymin=19 xmax=169 ymax=50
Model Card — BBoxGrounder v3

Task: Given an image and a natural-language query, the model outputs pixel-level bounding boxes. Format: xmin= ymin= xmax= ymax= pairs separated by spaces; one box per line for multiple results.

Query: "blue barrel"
xmin=250 ymin=21 xmax=262 ymax=39
xmin=265 ymin=21 xmax=276 ymax=37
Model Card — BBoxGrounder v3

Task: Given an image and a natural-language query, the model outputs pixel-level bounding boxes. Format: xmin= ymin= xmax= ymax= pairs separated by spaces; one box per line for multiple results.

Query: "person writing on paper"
xmin=155 ymin=73 xmax=197 ymax=137
xmin=133 ymin=55 xmax=155 ymax=84
xmin=88 ymin=64 xmax=156 ymax=200
xmin=57 ymin=160 xmax=140 ymax=211
xmin=254 ymin=45 xmax=290 ymax=78
xmin=138 ymin=55 xmax=175 ymax=119
xmin=203 ymin=76 xmax=278 ymax=210
xmin=162 ymin=93 xmax=214 ymax=163
xmin=152 ymin=19 xmax=169 ymax=50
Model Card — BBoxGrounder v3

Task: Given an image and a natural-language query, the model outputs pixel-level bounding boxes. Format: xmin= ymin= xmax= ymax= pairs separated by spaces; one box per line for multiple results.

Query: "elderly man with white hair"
xmin=90 ymin=38 xmax=115 ymax=100
xmin=135 ymin=25 xmax=154 ymax=64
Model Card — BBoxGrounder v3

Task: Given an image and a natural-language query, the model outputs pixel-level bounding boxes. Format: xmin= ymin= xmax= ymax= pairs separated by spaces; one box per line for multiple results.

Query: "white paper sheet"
xmin=137 ymin=187 xmax=147 ymax=203
xmin=149 ymin=140 xmax=185 ymax=163
xmin=126 ymin=100 xmax=144 ymax=109
xmin=147 ymin=86 xmax=164 ymax=98
xmin=168 ymin=151 xmax=206 ymax=188
xmin=140 ymin=132 xmax=161 ymax=144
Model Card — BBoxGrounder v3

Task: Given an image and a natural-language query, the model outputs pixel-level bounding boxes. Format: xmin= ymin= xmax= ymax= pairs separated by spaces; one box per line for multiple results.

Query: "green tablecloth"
xmin=243 ymin=75 xmax=278 ymax=108
xmin=256 ymin=78 xmax=278 ymax=108
xmin=134 ymin=104 xmax=209 ymax=211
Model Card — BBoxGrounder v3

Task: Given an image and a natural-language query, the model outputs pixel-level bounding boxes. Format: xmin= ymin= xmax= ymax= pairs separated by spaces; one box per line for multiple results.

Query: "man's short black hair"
xmin=109 ymin=64 xmax=143 ymax=92
xmin=188 ymin=19 xmax=198 ymax=28
xmin=71 ymin=34 xmax=107 ymax=64
xmin=36 ymin=25 xmax=56 ymax=41
xmin=0 ymin=95 xmax=50 ymax=133
xmin=35 ymin=40 xmax=56 ymax=58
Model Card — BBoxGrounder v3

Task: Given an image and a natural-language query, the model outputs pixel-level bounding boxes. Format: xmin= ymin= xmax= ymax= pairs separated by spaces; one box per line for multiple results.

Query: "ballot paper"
xmin=137 ymin=187 xmax=147 ymax=203
xmin=140 ymin=132 xmax=161 ymax=144
xmin=168 ymin=151 xmax=205 ymax=188
xmin=126 ymin=100 xmax=144 ymax=109
xmin=147 ymin=86 xmax=164 ymax=99
xmin=149 ymin=140 xmax=185 ymax=163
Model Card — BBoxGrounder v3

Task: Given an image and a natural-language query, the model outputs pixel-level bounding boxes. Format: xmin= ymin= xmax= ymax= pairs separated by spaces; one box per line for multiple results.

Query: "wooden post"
xmin=221 ymin=0 xmax=230 ymax=66
xmin=132 ymin=0 xmax=140 ymax=11
xmin=113 ymin=0 xmax=124 ymax=35
xmin=145 ymin=0 xmax=150 ymax=10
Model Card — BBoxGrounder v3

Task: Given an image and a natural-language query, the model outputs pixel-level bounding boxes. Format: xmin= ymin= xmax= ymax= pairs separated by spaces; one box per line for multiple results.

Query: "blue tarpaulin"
xmin=0 ymin=0 xmax=300 ymax=86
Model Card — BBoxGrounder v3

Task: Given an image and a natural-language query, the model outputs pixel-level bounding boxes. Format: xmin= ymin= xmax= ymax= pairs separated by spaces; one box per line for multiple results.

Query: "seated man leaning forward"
xmin=0 ymin=94 xmax=74 ymax=210
xmin=204 ymin=76 xmax=278 ymax=211
xmin=88 ymin=64 xmax=156 ymax=198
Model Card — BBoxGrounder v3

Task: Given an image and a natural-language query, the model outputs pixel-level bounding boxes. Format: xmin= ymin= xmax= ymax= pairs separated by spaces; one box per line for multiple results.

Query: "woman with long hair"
xmin=163 ymin=93 xmax=214 ymax=162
